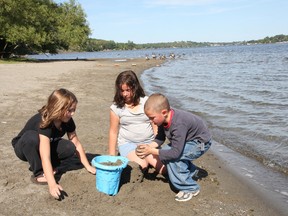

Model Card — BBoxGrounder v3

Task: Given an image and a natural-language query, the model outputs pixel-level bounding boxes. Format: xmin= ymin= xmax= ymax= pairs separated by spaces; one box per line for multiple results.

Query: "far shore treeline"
xmin=1 ymin=0 xmax=288 ymax=59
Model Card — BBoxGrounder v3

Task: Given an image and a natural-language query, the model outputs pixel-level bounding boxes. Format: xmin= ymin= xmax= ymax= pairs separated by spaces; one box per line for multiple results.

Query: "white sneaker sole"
xmin=175 ymin=190 xmax=200 ymax=202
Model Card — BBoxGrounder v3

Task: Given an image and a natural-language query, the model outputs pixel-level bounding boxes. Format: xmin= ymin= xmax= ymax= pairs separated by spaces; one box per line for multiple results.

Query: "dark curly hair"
xmin=113 ymin=70 xmax=145 ymax=108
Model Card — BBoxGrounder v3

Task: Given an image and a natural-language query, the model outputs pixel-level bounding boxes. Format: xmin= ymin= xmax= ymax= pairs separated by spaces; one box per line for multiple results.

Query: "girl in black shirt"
xmin=12 ymin=88 xmax=96 ymax=199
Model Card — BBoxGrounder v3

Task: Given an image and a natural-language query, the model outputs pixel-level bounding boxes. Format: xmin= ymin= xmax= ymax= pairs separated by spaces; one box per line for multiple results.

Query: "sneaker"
xmin=192 ymin=167 xmax=208 ymax=181
xmin=175 ymin=190 xmax=200 ymax=198
xmin=175 ymin=190 xmax=200 ymax=202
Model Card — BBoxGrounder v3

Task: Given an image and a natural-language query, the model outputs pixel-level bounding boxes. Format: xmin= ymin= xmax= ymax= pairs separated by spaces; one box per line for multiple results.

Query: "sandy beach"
xmin=0 ymin=59 xmax=285 ymax=216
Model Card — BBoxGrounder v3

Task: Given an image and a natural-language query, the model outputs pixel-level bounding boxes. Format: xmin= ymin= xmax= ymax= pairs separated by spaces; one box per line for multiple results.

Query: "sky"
xmin=55 ymin=0 xmax=288 ymax=44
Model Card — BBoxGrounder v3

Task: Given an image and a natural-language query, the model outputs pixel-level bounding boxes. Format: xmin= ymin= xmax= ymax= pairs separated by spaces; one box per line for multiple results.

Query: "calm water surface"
xmin=142 ymin=44 xmax=288 ymax=174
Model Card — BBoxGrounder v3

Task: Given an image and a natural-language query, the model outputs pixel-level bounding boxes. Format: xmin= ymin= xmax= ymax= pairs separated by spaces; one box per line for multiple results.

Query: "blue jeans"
xmin=164 ymin=139 xmax=211 ymax=192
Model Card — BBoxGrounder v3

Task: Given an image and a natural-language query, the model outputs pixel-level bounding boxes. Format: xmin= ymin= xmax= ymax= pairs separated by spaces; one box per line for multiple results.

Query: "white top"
xmin=110 ymin=96 xmax=154 ymax=146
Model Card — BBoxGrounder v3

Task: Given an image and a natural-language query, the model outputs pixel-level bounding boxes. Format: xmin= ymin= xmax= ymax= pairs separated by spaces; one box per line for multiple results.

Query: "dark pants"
xmin=13 ymin=130 xmax=76 ymax=177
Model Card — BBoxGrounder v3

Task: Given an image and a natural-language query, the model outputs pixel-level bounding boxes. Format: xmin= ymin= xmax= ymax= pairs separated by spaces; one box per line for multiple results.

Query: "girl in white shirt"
xmin=108 ymin=70 xmax=165 ymax=175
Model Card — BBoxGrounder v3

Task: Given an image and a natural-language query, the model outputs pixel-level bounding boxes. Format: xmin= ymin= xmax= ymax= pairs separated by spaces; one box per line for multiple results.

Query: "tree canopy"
xmin=247 ymin=34 xmax=288 ymax=44
xmin=0 ymin=0 xmax=90 ymax=58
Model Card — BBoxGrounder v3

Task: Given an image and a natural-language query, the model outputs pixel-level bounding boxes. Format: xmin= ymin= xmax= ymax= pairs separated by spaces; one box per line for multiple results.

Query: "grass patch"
xmin=0 ymin=57 xmax=39 ymax=64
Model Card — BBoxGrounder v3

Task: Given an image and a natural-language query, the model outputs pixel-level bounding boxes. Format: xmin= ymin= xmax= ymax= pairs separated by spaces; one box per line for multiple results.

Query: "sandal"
xmin=30 ymin=168 xmax=59 ymax=185
xmin=30 ymin=173 xmax=48 ymax=185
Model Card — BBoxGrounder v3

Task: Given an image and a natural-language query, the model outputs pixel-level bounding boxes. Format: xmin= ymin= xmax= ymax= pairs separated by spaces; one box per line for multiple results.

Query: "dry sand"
xmin=0 ymin=59 xmax=284 ymax=215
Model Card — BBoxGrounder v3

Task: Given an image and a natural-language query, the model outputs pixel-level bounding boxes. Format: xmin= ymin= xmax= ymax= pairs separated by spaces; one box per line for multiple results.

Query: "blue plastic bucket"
xmin=91 ymin=155 xmax=129 ymax=196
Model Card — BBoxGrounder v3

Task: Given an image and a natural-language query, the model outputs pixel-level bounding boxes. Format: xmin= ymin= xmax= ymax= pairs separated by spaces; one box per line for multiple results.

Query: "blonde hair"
xmin=144 ymin=93 xmax=170 ymax=113
xmin=38 ymin=88 xmax=78 ymax=128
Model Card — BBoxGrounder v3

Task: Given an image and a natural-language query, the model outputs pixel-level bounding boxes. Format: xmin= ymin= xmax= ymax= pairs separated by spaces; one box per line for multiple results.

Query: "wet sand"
xmin=0 ymin=59 xmax=285 ymax=215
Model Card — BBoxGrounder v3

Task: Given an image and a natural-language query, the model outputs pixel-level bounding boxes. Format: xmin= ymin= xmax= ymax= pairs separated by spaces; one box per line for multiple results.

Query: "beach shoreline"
xmin=0 ymin=59 xmax=286 ymax=215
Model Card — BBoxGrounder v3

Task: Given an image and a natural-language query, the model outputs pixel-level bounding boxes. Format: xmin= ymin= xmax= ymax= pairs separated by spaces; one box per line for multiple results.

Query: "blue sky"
xmin=55 ymin=0 xmax=288 ymax=43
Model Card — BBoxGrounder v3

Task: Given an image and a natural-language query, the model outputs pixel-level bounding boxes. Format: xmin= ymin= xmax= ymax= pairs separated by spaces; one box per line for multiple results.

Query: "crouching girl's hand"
xmin=49 ymin=183 xmax=64 ymax=199
xmin=87 ymin=165 xmax=96 ymax=175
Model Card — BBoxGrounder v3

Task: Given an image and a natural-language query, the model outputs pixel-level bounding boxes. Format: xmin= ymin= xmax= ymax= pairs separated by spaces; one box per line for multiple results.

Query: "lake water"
xmin=29 ymin=43 xmax=288 ymax=211
xmin=142 ymin=44 xmax=288 ymax=173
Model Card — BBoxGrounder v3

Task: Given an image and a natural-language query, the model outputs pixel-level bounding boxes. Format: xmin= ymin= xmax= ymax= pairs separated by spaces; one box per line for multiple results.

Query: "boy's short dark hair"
xmin=144 ymin=93 xmax=170 ymax=113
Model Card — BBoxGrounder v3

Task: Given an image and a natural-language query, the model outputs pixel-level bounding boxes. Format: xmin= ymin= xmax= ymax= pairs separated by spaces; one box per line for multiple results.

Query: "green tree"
xmin=0 ymin=0 xmax=90 ymax=58
xmin=56 ymin=0 xmax=90 ymax=50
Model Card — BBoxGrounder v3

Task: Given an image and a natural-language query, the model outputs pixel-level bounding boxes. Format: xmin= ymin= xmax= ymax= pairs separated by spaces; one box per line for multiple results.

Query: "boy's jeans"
xmin=164 ymin=139 xmax=211 ymax=192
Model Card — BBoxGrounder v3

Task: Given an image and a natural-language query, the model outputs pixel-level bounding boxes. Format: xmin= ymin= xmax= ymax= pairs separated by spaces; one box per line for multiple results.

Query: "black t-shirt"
xmin=12 ymin=113 xmax=76 ymax=147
